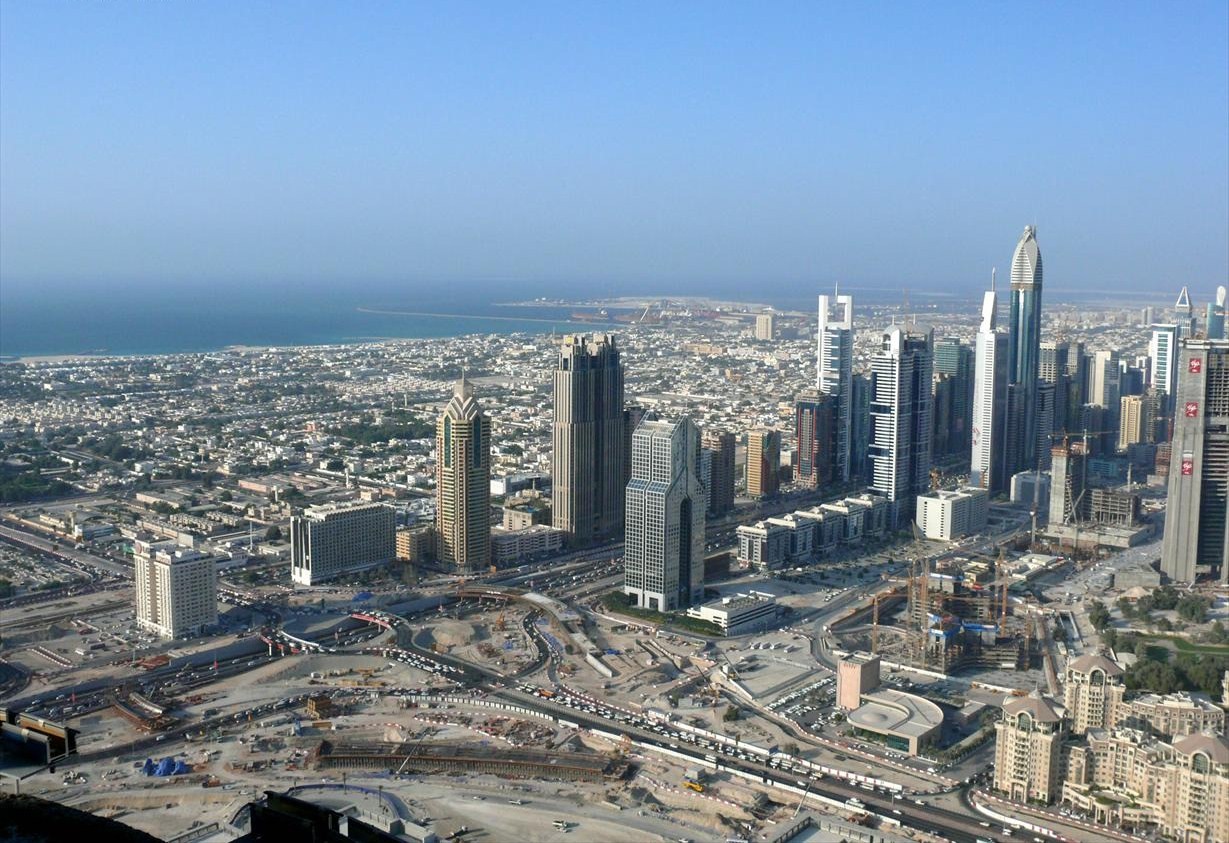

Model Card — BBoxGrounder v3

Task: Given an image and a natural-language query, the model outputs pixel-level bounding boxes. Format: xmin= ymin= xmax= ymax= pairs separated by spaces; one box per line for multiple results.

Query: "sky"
xmin=1 ymin=1 xmax=1227 ymax=300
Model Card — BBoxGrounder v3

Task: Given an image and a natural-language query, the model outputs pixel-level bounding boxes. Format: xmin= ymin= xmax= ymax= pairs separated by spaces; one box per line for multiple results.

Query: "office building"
xmin=914 ymin=487 xmax=988 ymax=540
xmin=746 ymin=428 xmax=781 ymax=499
xmin=436 ymin=376 xmax=491 ymax=572
xmin=1090 ymin=350 xmax=1122 ymax=411
xmin=135 ymin=547 xmax=218 ymax=638
xmin=685 ymin=592 xmax=778 ymax=636
xmin=1150 ymin=324 xmax=1179 ymax=416
xmin=290 ymin=502 xmax=397 ymax=586
xmin=1119 ymin=393 xmax=1156 ymax=450
xmin=623 ymin=416 xmax=705 ymax=611
xmin=702 ymin=429 xmax=736 ymax=517
xmin=1207 ymin=286 xmax=1227 ymax=341
xmin=795 ymin=391 xmax=836 ymax=489
xmin=817 ymin=292 xmax=854 ymax=482
xmin=551 ymin=333 xmax=626 ymax=547
xmin=754 ymin=312 xmax=775 ymax=341
xmin=851 ymin=373 xmax=871 ymax=481
xmin=1161 ymin=339 xmax=1229 ymax=584
xmin=1006 ymin=225 xmax=1044 ymax=477
xmin=1175 ymin=285 xmax=1195 ymax=338
xmin=395 ymin=525 xmax=435 ymax=563
xmin=972 ymin=286 xmax=1010 ymax=495
xmin=837 ymin=652 xmax=881 ymax=711
xmin=1049 ymin=438 xmax=1090 ymax=527
xmin=1063 ymin=652 xmax=1126 ymax=735
xmin=933 ymin=336 xmax=974 ymax=458
xmin=993 ymin=690 xmax=1067 ymax=804
xmin=869 ymin=324 xmax=934 ymax=527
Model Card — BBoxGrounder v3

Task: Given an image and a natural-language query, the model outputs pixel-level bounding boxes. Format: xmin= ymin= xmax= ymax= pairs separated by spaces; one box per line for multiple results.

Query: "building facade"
xmin=135 ymin=548 xmax=218 ymax=638
xmin=795 ymin=390 xmax=836 ymax=489
xmin=623 ymin=416 xmax=706 ymax=611
xmin=746 ymin=428 xmax=781 ymax=499
xmin=290 ymin=502 xmax=396 ymax=586
xmin=1063 ymin=653 xmax=1126 ymax=735
xmin=551 ymin=333 xmax=626 ymax=547
xmin=702 ymin=429 xmax=736 ymax=517
xmin=972 ymin=286 xmax=1010 ymax=495
xmin=1161 ymin=339 xmax=1229 ymax=584
xmin=436 ymin=377 xmax=492 ymax=572
xmin=818 ymin=292 xmax=854 ymax=482
xmin=869 ymin=324 xmax=934 ymax=528
xmin=993 ymin=690 xmax=1067 ymax=804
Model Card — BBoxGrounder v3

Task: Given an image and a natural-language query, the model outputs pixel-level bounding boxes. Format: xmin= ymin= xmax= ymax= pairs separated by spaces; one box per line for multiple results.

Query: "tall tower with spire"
xmin=1006 ymin=226 xmax=1044 ymax=479
xmin=436 ymin=375 xmax=491 ymax=572
xmin=817 ymin=291 xmax=854 ymax=482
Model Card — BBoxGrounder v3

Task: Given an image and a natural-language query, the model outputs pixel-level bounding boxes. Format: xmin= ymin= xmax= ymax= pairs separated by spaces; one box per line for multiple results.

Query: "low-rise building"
xmin=490 ymin=524 xmax=564 ymax=566
xmin=135 ymin=548 xmax=217 ymax=639
xmin=685 ymin=592 xmax=777 ymax=636
xmin=395 ymin=525 xmax=435 ymax=563
xmin=847 ymin=689 xmax=944 ymax=755
xmin=914 ymin=487 xmax=988 ymax=540
xmin=1121 ymin=692 xmax=1226 ymax=739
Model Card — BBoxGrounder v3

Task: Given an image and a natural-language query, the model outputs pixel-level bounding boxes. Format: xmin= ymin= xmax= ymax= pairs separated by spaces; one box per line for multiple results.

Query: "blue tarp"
xmin=352 ymin=591 xmax=374 ymax=602
xmin=142 ymin=758 xmax=155 ymax=776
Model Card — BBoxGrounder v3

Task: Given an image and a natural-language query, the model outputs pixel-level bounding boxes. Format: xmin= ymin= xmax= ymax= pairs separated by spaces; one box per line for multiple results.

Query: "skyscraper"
xmin=551 ymin=333 xmax=625 ymax=547
xmin=701 ymin=429 xmax=736 ymax=517
xmin=623 ymin=416 xmax=705 ymax=611
xmin=746 ymin=428 xmax=781 ymax=499
xmin=1161 ymin=338 xmax=1229 ymax=584
xmin=971 ymin=286 xmax=1010 ymax=495
xmin=869 ymin=324 xmax=934 ymax=527
xmin=436 ymin=376 xmax=491 ymax=572
xmin=1119 ymin=393 xmax=1157 ymax=450
xmin=933 ymin=336 xmax=974 ymax=458
xmin=1149 ymin=324 xmax=1179 ymax=417
xmin=795 ymin=391 xmax=836 ymax=489
xmin=1175 ymin=286 xmax=1194 ymax=338
xmin=817 ymin=292 xmax=854 ymax=482
xmin=1035 ymin=381 xmax=1056 ymax=470
xmin=1039 ymin=340 xmax=1070 ymax=437
xmin=1207 ymin=286 xmax=1227 ymax=341
xmin=1006 ymin=226 xmax=1044 ymax=477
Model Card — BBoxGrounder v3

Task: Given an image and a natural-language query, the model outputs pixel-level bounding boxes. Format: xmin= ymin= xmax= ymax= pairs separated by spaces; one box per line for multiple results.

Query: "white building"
xmin=817 ymin=293 xmax=854 ymax=482
xmin=290 ymin=502 xmax=396 ymax=586
xmin=736 ymin=520 xmax=789 ymax=569
xmin=623 ymin=416 xmax=705 ymax=611
xmin=869 ymin=324 xmax=934 ymax=528
xmin=1148 ymin=323 xmax=1178 ymax=415
xmin=971 ymin=284 xmax=1010 ymax=496
xmin=135 ymin=548 xmax=217 ymax=639
xmin=915 ymin=487 xmax=988 ymax=540
xmin=686 ymin=592 xmax=777 ymax=635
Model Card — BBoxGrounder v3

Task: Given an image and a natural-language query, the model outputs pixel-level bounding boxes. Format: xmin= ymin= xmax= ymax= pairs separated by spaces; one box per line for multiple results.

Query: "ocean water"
xmin=0 ymin=279 xmax=1141 ymax=359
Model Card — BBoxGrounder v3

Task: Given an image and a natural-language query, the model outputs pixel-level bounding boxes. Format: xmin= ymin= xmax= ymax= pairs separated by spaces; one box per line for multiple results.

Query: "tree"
xmin=1177 ymin=596 xmax=1210 ymax=623
xmin=1089 ymin=601 xmax=1111 ymax=631
xmin=723 ymin=705 xmax=741 ymax=722
xmin=264 ymin=525 xmax=282 ymax=542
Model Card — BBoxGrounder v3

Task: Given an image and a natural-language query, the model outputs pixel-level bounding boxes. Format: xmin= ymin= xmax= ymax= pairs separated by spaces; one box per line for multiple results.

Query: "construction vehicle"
xmin=683 ymin=781 xmax=705 ymax=793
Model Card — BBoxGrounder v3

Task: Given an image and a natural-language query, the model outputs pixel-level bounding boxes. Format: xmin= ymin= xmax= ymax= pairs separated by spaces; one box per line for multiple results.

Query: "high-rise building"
xmin=1150 ymin=324 xmax=1179 ymax=417
xmin=971 ymin=287 xmax=1010 ymax=495
xmin=1089 ymin=350 xmax=1123 ymax=437
xmin=746 ymin=428 xmax=781 ymax=499
xmin=851 ymin=373 xmax=871 ymax=481
xmin=933 ymin=337 xmax=973 ymax=458
xmin=754 ymin=313 xmax=775 ymax=341
xmin=701 ymin=429 xmax=736 ymax=517
xmin=623 ymin=404 xmax=646 ymax=489
xmin=993 ymin=690 xmax=1067 ymax=804
xmin=795 ymin=391 xmax=835 ymax=489
xmin=291 ymin=502 xmax=397 ymax=585
xmin=1161 ymin=338 xmax=1229 ymax=583
xmin=1141 ymin=305 xmax=1156 ymax=327
xmin=436 ymin=376 xmax=491 ymax=572
xmin=869 ymin=324 xmax=934 ymax=527
xmin=135 ymin=548 xmax=218 ymax=639
xmin=817 ymin=293 xmax=854 ymax=482
xmin=1049 ymin=438 xmax=1090 ymax=527
xmin=1207 ymin=286 xmax=1227 ymax=341
xmin=1006 ymin=226 xmax=1044 ymax=476
xmin=623 ymin=416 xmax=705 ymax=611
xmin=1040 ymin=340 xmax=1070 ymax=437
xmin=551 ymin=333 xmax=626 ymax=547
xmin=932 ymin=374 xmax=957 ymax=459
xmin=1175 ymin=285 xmax=1194 ymax=338
xmin=1035 ymin=380 xmax=1056 ymax=470
xmin=1119 ymin=393 xmax=1157 ymax=450
xmin=1063 ymin=652 xmax=1127 ymax=735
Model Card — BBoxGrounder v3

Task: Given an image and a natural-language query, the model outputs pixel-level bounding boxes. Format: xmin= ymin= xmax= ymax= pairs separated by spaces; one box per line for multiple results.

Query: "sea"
xmin=0 ymin=279 xmax=1166 ymax=360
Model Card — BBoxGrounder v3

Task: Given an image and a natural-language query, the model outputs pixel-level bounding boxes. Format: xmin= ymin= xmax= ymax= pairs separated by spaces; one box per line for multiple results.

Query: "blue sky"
xmin=1 ymin=1 xmax=1226 ymax=297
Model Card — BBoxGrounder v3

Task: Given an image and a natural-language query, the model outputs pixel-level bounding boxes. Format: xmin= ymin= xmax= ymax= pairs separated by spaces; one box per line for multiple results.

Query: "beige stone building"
xmin=993 ymin=691 xmax=1067 ymax=804
xmin=1064 ymin=730 xmax=1229 ymax=843
xmin=436 ymin=376 xmax=491 ymax=572
xmin=836 ymin=652 xmax=881 ymax=711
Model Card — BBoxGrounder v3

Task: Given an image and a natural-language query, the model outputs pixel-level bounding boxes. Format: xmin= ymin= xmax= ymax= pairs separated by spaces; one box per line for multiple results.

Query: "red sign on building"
xmin=1182 ymin=458 xmax=1194 ymax=476
xmin=1185 ymin=402 xmax=1200 ymax=418
xmin=1189 ymin=357 xmax=1203 ymax=374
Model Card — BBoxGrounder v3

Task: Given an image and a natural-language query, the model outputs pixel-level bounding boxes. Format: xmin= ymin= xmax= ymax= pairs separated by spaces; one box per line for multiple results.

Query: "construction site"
xmin=835 ymin=550 xmax=1043 ymax=675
